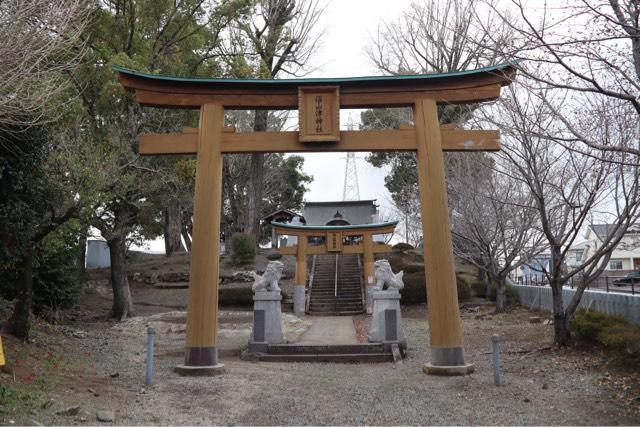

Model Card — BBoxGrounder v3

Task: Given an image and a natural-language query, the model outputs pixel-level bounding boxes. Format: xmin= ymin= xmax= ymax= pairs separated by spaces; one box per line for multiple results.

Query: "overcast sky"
xmin=295 ymin=0 xmax=414 ymax=214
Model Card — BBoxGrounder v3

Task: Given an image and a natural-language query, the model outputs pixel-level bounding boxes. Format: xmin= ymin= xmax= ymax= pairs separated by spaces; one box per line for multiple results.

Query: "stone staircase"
xmin=307 ymin=253 xmax=364 ymax=315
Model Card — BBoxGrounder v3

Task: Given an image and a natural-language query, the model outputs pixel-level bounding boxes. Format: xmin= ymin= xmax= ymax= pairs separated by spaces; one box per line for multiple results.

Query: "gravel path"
xmin=73 ymin=305 xmax=639 ymax=425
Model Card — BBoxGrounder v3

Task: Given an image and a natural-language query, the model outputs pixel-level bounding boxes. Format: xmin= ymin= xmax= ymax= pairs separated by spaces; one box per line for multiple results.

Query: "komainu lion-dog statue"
xmin=252 ymin=260 xmax=284 ymax=293
xmin=373 ymin=259 xmax=404 ymax=291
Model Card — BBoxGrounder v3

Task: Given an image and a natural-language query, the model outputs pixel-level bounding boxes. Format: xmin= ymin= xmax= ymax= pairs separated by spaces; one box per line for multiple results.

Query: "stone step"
xmin=263 ymin=343 xmax=385 ymax=355
xmin=306 ymin=310 xmax=364 ymax=316
xmin=310 ymin=291 xmax=362 ymax=296
xmin=309 ymin=304 xmax=363 ymax=311
xmin=310 ymin=292 xmax=362 ymax=298
xmin=309 ymin=300 xmax=363 ymax=306
xmin=310 ymin=299 xmax=362 ymax=304
xmin=253 ymin=353 xmax=393 ymax=363
xmin=313 ymin=281 xmax=361 ymax=286
xmin=311 ymin=288 xmax=361 ymax=293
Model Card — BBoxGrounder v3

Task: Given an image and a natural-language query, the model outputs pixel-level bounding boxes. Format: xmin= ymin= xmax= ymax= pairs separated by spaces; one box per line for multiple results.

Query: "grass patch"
xmin=0 ymin=383 xmax=44 ymax=418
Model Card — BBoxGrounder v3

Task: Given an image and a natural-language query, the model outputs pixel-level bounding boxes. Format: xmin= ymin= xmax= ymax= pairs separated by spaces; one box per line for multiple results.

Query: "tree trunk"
xmin=7 ymin=253 xmax=33 ymax=340
xmin=553 ymin=309 xmax=572 ymax=346
xmin=77 ymin=233 xmax=87 ymax=277
xmin=550 ymin=280 xmax=571 ymax=346
xmin=107 ymin=234 xmax=134 ymax=320
xmin=246 ymin=110 xmax=268 ymax=244
xmin=164 ymin=197 xmax=184 ymax=256
xmin=495 ymin=276 xmax=507 ymax=313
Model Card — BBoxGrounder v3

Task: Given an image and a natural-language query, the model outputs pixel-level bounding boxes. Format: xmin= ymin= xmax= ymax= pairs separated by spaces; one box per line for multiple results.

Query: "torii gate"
xmin=115 ymin=63 xmax=516 ymax=375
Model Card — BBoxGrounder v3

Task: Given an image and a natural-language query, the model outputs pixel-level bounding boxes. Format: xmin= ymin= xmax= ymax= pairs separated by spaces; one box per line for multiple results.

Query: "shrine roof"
xmin=114 ymin=62 xmax=518 ymax=109
xmin=271 ymin=220 xmax=398 ymax=232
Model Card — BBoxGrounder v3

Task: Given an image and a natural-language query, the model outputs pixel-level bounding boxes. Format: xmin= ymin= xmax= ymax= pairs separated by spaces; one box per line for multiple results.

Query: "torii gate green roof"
xmin=113 ymin=62 xmax=517 ymax=85
xmin=115 ymin=62 xmax=518 ymax=109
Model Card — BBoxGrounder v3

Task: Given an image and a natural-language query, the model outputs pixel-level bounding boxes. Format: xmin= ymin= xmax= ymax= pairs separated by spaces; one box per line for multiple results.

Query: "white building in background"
xmin=570 ymin=224 xmax=640 ymax=275
xmin=85 ymin=239 xmax=110 ymax=268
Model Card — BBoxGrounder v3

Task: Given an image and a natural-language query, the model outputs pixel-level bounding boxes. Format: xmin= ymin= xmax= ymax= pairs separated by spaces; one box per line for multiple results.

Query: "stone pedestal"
xmin=368 ymin=290 xmax=405 ymax=344
xmin=293 ymin=285 xmax=305 ymax=314
xmin=249 ymin=291 xmax=284 ymax=346
xmin=365 ymin=285 xmax=375 ymax=314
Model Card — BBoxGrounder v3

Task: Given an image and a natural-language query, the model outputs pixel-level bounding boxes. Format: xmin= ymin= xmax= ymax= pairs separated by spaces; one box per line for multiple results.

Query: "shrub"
xmin=0 ymin=230 xmax=82 ymax=315
xmin=392 ymin=242 xmax=414 ymax=252
xmin=571 ymin=309 xmax=640 ymax=357
xmin=266 ymin=252 xmax=282 ymax=260
xmin=471 ymin=280 xmax=489 ymax=298
xmin=32 ymin=236 xmax=82 ymax=314
xmin=456 ymin=275 xmax=471 ymax=302
xmin=219 ymin=286 xmax=254 ymax=307
xmin=598 ymin=324 xmax=640 ymax=356
xmin=570 ymin=309 xmax=628 ymax=342
xmin=488 ymin=283 xmax=517 ymax=305
xmin=400 ymin=274 xmax=471 ymax=304
xmin=400 ymin=273 xmax=426 ymax=305
xmin=402 ymin=264 xmax=425 ymax=274
xmin=231 ymin=233 xmax=256 ymax=266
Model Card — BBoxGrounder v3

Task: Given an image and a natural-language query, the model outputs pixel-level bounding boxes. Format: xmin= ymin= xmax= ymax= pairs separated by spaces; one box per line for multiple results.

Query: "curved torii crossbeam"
xmin=115 ymin=62 xmax=517 ymax=375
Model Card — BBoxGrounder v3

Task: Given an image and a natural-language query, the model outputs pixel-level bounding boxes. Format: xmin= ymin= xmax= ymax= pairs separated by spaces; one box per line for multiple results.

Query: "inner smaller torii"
xmin=115 ymin=62 xmax=516 ymax=376
xmin=272 ymin=220 xmax=398 ymax=302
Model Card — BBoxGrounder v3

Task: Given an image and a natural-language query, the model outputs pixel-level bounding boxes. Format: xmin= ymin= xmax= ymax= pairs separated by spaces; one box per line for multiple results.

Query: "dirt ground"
xmin=2 ymin=255 xmax=640 ymax=425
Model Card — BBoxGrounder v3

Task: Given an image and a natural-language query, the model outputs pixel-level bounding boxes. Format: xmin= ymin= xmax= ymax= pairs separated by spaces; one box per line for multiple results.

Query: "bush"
xmin=598 ymin=324 xmax=640 ymax=356
xmin=402 ymin=264 xmax=425 ymax=274
xmin=400 ymin=273 xmax=426 ymax=305
xmin=32 ymin=235 xmax=82 ymax=314
xmin=392 ymin=242 xmax=414 ymax=252
xmin=400 ymin=274 xmax=471 ymax=305
xmin=571 ymin=309 xmax=640 ymax=357
xmin=488 ymin=284 xmax=517 ymax=304
xmin=471 ymin=280 xmax=489 ymax=298
xmin=266 ymin=252 xmax=282 ymax=260
xmin=219 ymin=286 xmax=254 ymax=307
xmin=570 ymin=309 xmax=628 ymax=342
xmin=0 ymin=229 xmax=82 ymax=315
xmin=456 ymin=275 xmax=471 ymax=302
xmin=231 ymin=233 xmax=256 ymax=266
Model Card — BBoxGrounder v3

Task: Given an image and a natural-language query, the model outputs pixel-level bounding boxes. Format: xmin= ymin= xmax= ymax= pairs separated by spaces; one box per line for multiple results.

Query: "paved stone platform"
xmin=297 ymin=316 xmax=358 ymax=345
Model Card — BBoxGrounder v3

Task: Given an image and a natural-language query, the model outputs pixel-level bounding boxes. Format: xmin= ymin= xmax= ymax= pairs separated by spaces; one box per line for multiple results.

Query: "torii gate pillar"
xmin=175 ymin=103 xmax=225 ymax=375
xmin=415 ymin=99 xmax=473 ymax=374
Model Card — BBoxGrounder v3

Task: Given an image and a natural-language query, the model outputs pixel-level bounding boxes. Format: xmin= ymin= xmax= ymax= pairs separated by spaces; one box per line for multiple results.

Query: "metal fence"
xmin=515 ymin=273 xmax=636 ymax=295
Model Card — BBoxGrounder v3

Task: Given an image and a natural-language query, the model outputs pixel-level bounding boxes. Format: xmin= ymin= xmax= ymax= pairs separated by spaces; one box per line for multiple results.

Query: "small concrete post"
xmin=145 ymin=327 xmax=155 ymax=386
xmin=491 ymin=334 xmax=501 ymax=386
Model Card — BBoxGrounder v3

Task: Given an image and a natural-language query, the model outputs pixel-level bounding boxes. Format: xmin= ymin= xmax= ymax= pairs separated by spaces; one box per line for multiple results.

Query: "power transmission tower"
xmin=342 ymin=114 xmax=361 ymax=201
xmin=343 ymin=152 xmax=361 ymax=201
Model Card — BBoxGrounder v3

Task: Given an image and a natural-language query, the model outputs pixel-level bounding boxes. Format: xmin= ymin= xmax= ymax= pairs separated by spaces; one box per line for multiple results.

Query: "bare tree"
xmin=0 ymin=0 xmax=88 ymax=129
xmin=448 ymin=152 xmax=544 ymax=311
xmin=224 ymin=0 xmax=324 ymax=244
xmin=488 ymin=84 xmax=640 ymax=345
xmin=368 ymin=0 xmax=511 ymax=75
xmin=483 ymin=0 xmax=640 ymax=156
xmin=365 ymin=0 xmax=515 ymax=253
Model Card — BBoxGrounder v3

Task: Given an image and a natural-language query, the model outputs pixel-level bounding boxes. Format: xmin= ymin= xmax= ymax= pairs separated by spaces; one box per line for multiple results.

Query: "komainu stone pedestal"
xmin=368 ymin=290 xmax=405 ymax=345
xmin=293 ymin=285 xmax=305 ymax=314
xmin=365 ymin=285 xmax=375 ymax=314
xmin=249 ymin=291 xmax=284 ymax=351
